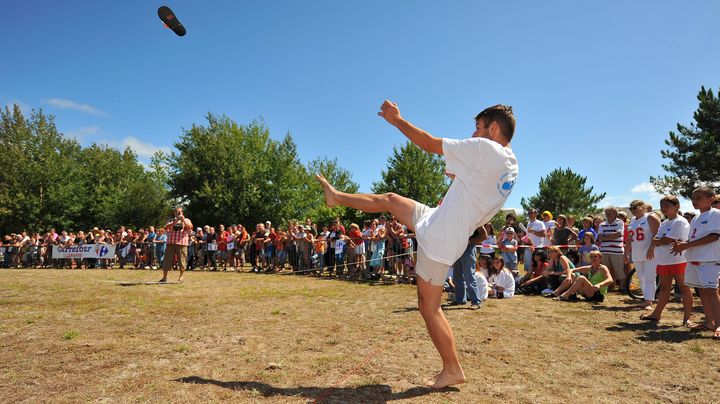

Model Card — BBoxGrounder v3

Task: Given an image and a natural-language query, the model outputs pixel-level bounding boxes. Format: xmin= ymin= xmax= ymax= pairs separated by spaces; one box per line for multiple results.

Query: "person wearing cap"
xmin=499 ymin=227 xmax=519 ymax=276
xmin=541 ymin=211 xmax=556 ymax=248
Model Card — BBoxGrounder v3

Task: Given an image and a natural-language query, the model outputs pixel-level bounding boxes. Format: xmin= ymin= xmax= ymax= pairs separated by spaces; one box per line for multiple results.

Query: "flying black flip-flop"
xmin=158 ymin=6 xmax=186 ymax=36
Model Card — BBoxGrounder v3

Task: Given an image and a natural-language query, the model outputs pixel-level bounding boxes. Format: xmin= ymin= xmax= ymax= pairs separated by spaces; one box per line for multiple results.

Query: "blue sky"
xmin=2 ymin=0 xmax=718 ymax=214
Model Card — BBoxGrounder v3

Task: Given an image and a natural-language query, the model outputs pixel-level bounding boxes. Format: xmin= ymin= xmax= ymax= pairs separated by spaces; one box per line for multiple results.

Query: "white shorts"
xmin=685 ymin=262 xmax=720 ymax=289
xmin=354 ymin=243 xmax=365 ymax=255
xmin=412 ymin=202 xmax=446 ymax=286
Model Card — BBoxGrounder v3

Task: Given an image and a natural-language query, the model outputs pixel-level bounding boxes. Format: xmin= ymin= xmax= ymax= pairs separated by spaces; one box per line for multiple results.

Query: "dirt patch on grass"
xmin=2 ymin=269 xmax=720 ymax=403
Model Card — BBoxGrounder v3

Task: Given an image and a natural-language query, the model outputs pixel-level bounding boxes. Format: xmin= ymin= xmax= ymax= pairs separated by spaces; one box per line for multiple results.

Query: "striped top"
xmin=598 ymin=219 xmax=624 ymax=255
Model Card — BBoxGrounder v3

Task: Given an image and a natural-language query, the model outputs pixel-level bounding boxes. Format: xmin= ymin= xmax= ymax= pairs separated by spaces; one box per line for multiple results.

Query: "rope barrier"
xmin=275 ymin=250 xmax=413 ymax=276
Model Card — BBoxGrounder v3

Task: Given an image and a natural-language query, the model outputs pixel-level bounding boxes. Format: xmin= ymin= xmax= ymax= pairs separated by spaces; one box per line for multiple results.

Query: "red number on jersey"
xmin=635 ymin=227 xmax=645 ymax=241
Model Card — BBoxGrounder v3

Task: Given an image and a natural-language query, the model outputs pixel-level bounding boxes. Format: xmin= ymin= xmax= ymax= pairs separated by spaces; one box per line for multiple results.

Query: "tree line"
xmin=1 ymin=85 xmax=716 ymax=234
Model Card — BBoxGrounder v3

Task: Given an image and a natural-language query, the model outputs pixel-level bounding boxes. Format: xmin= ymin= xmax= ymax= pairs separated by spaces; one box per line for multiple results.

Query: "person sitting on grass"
xmin=543 ymin=246 xmax=576 ymax=297
xmin=516 ymin=250 xmax=550 ymax=294
xmin=476 ymin=254 xmax=492 ymax=278
xmin=556 ymin=251 xmax=613 ymax=302
xmin=487 ymin=256 xmax=515 ymax=299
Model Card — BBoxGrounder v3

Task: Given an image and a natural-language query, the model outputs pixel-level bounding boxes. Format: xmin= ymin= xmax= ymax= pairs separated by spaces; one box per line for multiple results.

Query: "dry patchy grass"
xmin=1 ymin=268 xmax=720 ymax=403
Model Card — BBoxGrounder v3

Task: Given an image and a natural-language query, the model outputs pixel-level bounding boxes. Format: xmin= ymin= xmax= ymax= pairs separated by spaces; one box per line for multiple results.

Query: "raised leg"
xmin=316 ymin=174 xmax=417 ymax=231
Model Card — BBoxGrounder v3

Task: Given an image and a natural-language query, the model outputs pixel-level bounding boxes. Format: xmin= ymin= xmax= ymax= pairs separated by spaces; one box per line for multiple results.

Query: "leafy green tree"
xmin=0 ymin=105 xmax=84 ymax=232
xmin=0 ymin=104 xmax=172 ymax=233
xmin=371 ymin=141 xmax=449 ymax=206
xmin=650 ymin=86 xmax=720 ymax=198
xmin=79 ymin=146 xmax=171 ymax=230
xmin=520 ymin=167 xmax=605 ymax=217
xmin=305 ymin=156 xmax=362 ymax=227
xmin=168 ymin=114 xmax=319 ymax=228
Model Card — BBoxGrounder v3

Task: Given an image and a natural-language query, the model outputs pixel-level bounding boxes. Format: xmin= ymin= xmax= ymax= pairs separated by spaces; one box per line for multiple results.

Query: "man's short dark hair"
xmin=475 ymin=105 xmax=515 ymax=142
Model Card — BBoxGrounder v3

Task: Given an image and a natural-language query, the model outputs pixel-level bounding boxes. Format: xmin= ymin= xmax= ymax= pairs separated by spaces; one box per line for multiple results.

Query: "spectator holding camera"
xmin=161 ymin=206 xmax=193 ymax=283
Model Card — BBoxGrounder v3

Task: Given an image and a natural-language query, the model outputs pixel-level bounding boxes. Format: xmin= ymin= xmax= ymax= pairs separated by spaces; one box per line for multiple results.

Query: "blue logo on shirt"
xmin=497 ymin=172 xmax=516 ymax=198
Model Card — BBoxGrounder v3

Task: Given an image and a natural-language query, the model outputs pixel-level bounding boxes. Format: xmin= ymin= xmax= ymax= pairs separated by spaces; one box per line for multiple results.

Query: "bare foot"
xmin=315 ymin=174 xmax=340 ymax=207
xmin=426 ymin=369 xmax=465 ymax=389
xmin=424 ymin=370 xmax=443 ymax=387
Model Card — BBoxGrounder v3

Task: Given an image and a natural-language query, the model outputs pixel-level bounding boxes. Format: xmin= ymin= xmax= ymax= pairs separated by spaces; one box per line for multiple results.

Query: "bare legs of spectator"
xmin=559 ymin=276 xmax=595 ymax=298
xmin=316 ymin=173 xmax=464 ymax=389
xmin=550 ymin=276 xmax=574 ymax=297
xmin=646 ymin=274 xmax=694 ymax=324
xmin=697 ymin=288 xmax=720 ymax=332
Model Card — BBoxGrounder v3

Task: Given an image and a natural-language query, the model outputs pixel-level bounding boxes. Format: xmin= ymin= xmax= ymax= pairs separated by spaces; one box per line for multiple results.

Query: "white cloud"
xmin=44 ymin=98 xmax=109 ymax=117
xmin=105 ymin=136 xmax=172 ymax=159
xmin=631 ymin=182 xmax=656 ymax=193
xmin=66 ymin=126 xmax=101 ymax=139
xmin=602 ymin=184 xmax=698 ymax=216
xmin=599 ymin=194 xmax=633 ymax=208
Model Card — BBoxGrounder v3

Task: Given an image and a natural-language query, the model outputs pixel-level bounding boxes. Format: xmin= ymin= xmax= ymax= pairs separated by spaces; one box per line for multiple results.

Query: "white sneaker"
xmin=541 ymin=288 xmax=554 ymax=295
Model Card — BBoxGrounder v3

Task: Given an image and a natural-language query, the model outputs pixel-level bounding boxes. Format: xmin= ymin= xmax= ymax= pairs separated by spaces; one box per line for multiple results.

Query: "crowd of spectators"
xmin=443 ymin=189 xmax=720 ymax=339
xmin=3 ymin=190 xmax=720 ymax=338
xmin=0 ymin=214 xmax=417 ymax=283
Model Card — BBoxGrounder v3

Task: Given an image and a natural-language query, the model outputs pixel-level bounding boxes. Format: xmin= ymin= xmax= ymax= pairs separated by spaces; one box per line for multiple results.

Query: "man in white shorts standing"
xmin=316 ymin=100 xmax=518 ymax=388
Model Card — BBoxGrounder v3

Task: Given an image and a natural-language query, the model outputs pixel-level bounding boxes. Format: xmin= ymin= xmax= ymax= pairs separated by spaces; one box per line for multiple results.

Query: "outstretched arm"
xmin=378 ymin=100 xmax=443 ymax=155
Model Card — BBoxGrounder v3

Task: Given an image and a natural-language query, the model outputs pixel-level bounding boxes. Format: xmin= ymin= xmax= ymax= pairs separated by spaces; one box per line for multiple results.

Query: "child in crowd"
xmin=488 ymin=256 xmax=515 ymax=298
xmin=578 ymin=232 xmax=599 ymax=266
xmin=476 ymin=254 xmax=492 ymax=278
xmin=348 ymin=223 xmax=365 ymax=277
xmin=478 ymin=223 xmax=496 ymax=258
xmin=474 ymin=266 xmax=489 ymax=301
xmin=499 ymin=227 xmax=518 ymax=277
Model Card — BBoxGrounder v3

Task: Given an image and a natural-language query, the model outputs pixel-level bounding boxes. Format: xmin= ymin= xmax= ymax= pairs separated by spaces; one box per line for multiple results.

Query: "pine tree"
xmin=520 ymin=167 xmax=605 ymax=217
xmin=650 ymin=86 xmax=720 ymax=198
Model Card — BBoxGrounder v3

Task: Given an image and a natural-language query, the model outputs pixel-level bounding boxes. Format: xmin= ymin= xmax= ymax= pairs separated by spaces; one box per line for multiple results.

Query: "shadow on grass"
xmin=174 ymin=376 xmax=453 ymax=402
xmin=606 ymin=321 xmax=673 ymax=332
xmin=393 ymin=307 xmax=419 ymax=313
xmin=636 ymin=329 xmax=705 ymax=343
xmin=606 ymin=321 xmax=705 ymax=343
xmin=590 ymin=304 xmax=639 ymax=313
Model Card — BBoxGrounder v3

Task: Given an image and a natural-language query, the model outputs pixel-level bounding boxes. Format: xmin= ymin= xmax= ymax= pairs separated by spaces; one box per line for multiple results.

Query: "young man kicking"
xmin=316 ymin=100 xmax=518 ymax=388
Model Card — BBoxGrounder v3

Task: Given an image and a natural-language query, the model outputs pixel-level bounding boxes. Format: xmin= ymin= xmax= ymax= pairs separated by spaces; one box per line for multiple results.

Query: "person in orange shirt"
xmin=348 ymin=223 xmax=365 ymax=277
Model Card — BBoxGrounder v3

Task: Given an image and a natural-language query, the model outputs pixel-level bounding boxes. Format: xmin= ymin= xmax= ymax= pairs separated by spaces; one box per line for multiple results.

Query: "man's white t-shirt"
xmin=685 ymin=208 xmax=720 ymax=262
xmin=655 ymin=216 xmax=690 ymax=265
xmin=415 ymin=137 xmax=518 ymax=265
xmin=526 ymin=219 xmax=546 ymax=248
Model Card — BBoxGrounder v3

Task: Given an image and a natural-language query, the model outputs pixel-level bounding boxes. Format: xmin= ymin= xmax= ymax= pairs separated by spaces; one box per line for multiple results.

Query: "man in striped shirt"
xmin=597 ymin=206 xmax=626 ymax=291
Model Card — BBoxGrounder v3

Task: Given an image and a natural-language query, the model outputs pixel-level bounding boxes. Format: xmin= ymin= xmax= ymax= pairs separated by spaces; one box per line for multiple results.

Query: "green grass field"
xmin=2 ymin=268 xmax=720 ymax=403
